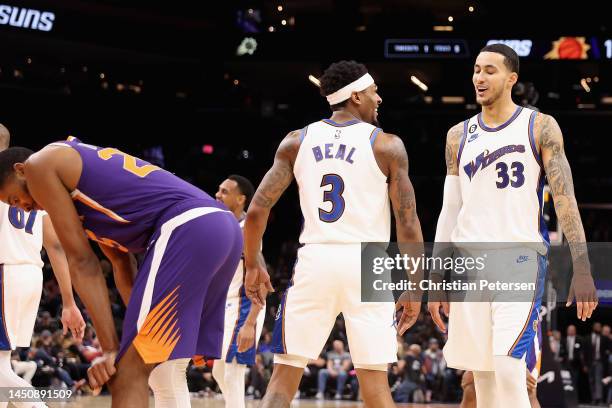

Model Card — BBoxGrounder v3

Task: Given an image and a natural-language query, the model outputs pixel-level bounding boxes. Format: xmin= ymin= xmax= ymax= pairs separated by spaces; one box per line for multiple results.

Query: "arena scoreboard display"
xmin=385 ymin=37 xmax=612 ymax=60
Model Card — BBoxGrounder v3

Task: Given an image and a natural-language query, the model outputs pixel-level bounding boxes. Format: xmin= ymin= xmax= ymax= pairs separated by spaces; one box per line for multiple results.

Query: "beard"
xmin=476 ymin=88 xmax=503 ymax=106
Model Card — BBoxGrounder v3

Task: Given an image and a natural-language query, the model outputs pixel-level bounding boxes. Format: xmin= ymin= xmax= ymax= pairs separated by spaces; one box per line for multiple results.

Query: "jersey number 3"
xmin=319 ymin=174 xmax=345 ymax=223
xmin=8 ymin=207 xmax=37 ymax=235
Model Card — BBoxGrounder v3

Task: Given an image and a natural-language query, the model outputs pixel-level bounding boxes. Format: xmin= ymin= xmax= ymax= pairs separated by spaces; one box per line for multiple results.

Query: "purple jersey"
xmin=51 ymin=137 xmax=222 ymax=253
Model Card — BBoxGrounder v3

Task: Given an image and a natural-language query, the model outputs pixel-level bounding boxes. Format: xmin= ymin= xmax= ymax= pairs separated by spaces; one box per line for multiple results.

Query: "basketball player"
xmin=0 ymin=137 xmax=243 ymax=408
xmin=0 ymin=125 xmax=85 ymax=408
xmin=428 ymin=44 xmax=597 ymax=408
xmin=212 ymin=175 xmax=265 ymax=408
xmin=461 ymin=318 xmax=543 ymax=408
xmin=243 ymin=60 xmax=424 ymax=407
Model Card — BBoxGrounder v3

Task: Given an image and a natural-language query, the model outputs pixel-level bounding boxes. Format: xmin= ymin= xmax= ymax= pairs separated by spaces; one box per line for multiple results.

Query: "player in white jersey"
xmin=243 ymin=60 xmax=423 ymax=407
xmin=211 ymin=175 xmax=265 ymax=408
xmin=428 ymin=44 xmax=597 ymax=408
xmin=0 ymin=124 xmax=85 ymax=407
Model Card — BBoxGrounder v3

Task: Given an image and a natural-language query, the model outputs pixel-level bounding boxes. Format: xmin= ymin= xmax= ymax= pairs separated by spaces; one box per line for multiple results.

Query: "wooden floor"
xmin=47 ymin=395 xmax=458 ymax=407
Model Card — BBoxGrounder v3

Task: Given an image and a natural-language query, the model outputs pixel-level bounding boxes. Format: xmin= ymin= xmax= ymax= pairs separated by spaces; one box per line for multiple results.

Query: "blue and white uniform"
xmin=0 ymin=202 xmax=45 ymax=350
xmin=272 ymin=118 xmax=397 ymax=367
xmin=220 ymin=218 xmax=265 ymax=365
xmin=444 ymin=106 xmax=549 ymax=371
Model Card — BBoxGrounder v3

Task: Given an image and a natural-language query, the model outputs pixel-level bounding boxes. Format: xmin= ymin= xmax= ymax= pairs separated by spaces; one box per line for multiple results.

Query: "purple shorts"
xmin=117 ymin=203 xmax=242 ymax=364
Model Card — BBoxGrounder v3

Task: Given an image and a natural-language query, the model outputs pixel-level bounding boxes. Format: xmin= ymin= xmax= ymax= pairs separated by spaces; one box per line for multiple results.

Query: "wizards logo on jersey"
xmin=463 ymin=144 xmax=526 ymax=180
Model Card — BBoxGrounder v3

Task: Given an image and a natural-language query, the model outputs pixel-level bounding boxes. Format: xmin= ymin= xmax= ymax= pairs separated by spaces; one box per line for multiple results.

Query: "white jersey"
xmin=226 ymin=217 xmax=246 ymax=304
xmin=0 ymin=202 xmax=45 ymax=268
xmin=451 ymin=106 xmax=549 ymax=249
xmin=294 ymin=118 xmax=390 ymax=244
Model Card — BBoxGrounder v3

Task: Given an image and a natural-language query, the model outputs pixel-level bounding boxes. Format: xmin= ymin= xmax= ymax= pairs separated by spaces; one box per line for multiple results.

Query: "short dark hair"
xmin=319 ymin=60 xmax=369 ymax=111
xmin=479 ymin=43 xmax=520 ymax=75
xmin=228 ymin=174 xmax=255 ymax=209
xmin=0 ymin=147 xmax=33 ymax=187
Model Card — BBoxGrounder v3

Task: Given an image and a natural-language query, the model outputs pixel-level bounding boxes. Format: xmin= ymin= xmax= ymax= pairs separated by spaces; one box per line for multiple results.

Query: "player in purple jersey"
xmin=0 ymin=138 xmax=243 ymax=408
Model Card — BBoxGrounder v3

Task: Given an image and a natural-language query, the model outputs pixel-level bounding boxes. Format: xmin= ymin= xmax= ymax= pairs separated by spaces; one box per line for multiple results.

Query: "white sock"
xmin=493 ymin=355 xmax=530 ymax=408
xmin=0 ymin=351 xmax=46 ymax=408
xmin=223 ymin=361 xmax=246 ymax=408
xmin=212 ymin=359 xmax=226 ymax=395
xmin=473 ymin=370 xmax=496 ymax=407
xmin=148 ymin=358 xmax=191 ymax=408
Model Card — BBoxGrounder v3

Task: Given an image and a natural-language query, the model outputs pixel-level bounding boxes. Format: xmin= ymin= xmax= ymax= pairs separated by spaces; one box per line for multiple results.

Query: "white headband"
xmin=325 ymin=73 xmax=374 ymax=105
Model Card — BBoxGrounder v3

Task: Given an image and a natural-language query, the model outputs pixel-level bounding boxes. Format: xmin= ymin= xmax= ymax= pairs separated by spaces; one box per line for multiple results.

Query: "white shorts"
xmin=0 ymin=264 xmax=43 ymax=350
xmin=272 ymin=244 xmax=397 ymax=366
xmin=443 ymin=249 xmax=546 ymax=371
xmin=220 ymin=294 xmax=265 ymax=366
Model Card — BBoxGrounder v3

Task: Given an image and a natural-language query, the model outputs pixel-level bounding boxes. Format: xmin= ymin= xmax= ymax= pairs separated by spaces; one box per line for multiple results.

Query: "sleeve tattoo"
xmin=445 ymin=123 xmax=463 ymax=176
xmin=252 ymin=131 xmax=300 ymax=209
xmin=539 ymin=114 xmax=588 ymax=264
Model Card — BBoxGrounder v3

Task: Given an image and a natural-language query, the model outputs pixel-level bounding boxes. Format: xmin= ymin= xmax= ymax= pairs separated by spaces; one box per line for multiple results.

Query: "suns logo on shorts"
xmin=532 ymin=319 xmax=538 ymax=332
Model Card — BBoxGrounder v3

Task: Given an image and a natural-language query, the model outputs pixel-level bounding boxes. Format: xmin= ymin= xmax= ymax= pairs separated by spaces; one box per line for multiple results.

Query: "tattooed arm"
xmin=374 ymin=132 xmax=424 ymax=334
xmin=374 ymin=132 xmax=423 ymax=244
xmin=536 ymin=113 xmax=597 ymax=320
xmin=243 ymin=130 xmax=301 ymax=305
xmin=444 ymin=122 xmax=464 ymax=176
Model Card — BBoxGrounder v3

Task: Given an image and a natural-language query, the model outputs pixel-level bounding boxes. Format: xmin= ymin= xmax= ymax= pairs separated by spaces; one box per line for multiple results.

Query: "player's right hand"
xmin=395 ymin=291 xmax=421 ymax=335
xmin=61 ymin=303 xmax=86 ymax=340
xmin=87 ymin=350 xmax=117 ymax=394
xmin=245 ymin=261 xmax=274 ymax=307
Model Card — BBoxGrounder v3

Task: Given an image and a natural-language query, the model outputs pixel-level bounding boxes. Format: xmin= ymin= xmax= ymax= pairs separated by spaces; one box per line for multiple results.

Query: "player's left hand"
xmin=395 ymin=291 xmax=421 ymax=335
xmin=87 ymin=350 xmax=117 ymax=394
xmin=61 ymin=303 xmax=86 ymax=340
xmin=566 ymin=271 xmax=598 ymax=321
xmin=237 ymin=322 xmax=256 ymax=353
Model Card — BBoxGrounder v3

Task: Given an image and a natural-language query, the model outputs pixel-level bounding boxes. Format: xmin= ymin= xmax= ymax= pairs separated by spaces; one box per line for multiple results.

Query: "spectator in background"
xmin=316 ymin=340 xmax=351 ymax=400
xmin=550 ymin=329 xmax=562 ymax=362
xmin=561 ymin=324 xmax=589 ymax=401
xmin=34 ymin=311 xmax=59 ymax=333
xmin=394 ymin=344 xmax=425 ymax=403
xmin=299 ymin=352 xmax=326 ymax=398
xmin=31 ymin=330 xmax=85 ymax=391
xmin=423 ymin=338 xmax=446 ymax=402
xmin=587 ymin=322 xmax=605 ymax=404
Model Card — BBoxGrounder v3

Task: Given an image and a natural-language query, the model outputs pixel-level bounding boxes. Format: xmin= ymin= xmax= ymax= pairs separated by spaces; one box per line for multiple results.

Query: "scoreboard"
xmin=385 ymin=37 xmax=612 ymax=60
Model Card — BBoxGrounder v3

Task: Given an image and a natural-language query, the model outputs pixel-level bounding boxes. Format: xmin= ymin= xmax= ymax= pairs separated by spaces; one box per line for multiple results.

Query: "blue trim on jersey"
xmin=370 ymin=128 xmax=382 ymax=147
xmin=0 ymin=265 xmax=11 ymax=350
xmin=478 ymin=106 xmax=523 ymax=132
xmin=456 ymin=120 xmax=469 ymax=166
xmin=225 ymin=286 xmax=257 ymax=365
xmin=509 ymin=254 xmax=547 ymax=359
xmin=299 ymin=126 xmax=309 ymax=144
xmin=528 ymin=111 xmax=543 ymax=167
xmin=321 ymin=118 xmax=361 ymax=127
